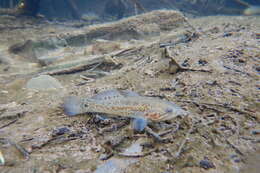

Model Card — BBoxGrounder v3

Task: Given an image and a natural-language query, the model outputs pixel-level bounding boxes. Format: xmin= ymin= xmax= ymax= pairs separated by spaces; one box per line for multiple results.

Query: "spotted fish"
xmin=63 ymin=89 xmax=188 ymax=131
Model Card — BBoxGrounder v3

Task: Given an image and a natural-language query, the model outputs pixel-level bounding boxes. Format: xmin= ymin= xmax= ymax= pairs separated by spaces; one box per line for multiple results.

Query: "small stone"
xmin=198 ymin=59 xmax=208 ymax=66
xmin=182 ymin=59 xmax=190 ymax=67
xmin=52 ymin=126 xmax=70 ymax=137
xmin=223 ymin=32 xmax=233 ymax=37
xmin=0 ymin=90 xmax=8 ymax=94
xmin=199 ymin=159 xmax=215 ymax=169
xmin=121 ymin=140 xmax=143 ymax=156
xmin=26 ymin=75 xmax=63 ymax=90
xmin=251 ymin=129 xmax=260 ymax=135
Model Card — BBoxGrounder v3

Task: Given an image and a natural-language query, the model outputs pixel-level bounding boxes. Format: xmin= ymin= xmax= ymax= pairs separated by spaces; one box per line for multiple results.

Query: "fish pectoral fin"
xmin=131 ymin=116 xmax=148 ymax=132
xmin=90 ymin=89 xmax=124 ymax=100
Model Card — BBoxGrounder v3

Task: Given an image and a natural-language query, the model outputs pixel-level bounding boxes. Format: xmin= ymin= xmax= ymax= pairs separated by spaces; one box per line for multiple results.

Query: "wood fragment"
xmin=158 ymin=123 xmax=179 ymax=137
xmin=163 ymin=48 xmax=212 ymax=74
xmin=180 ymin=100 xmax=256 ymax=120
xmin=225 ymin=139 xmax=244 ymax=156
xmin=37 ymin=56 xmax=117 ymax=76
xmin=241 ymin=136 xmax=260 ymax=143
xmin=113 ymin=48 xmax=136 ymax=57
xmin=174 ymin=123 xmax=193 ymax=158
xmin=0 ymin=110 xmax=27 ymax=121
xmin=145 ymin=127 xmax=166 ymax=143
xmin=100 ymin=153 xmax=114 ymax=160
xmin=117 ymin=148 xmax=158 ymax=158
xmin=32 ymin=136 xmax=80 ymax=150
xmin=0 ymin=138 xmax=30 ymax=159
xmin=99 ymin=120 xmax=130 ymax=133
xmin=234 ymin=0 xmax=250 ymax=7
xmin=223 ymin=65 xmax=253 ymax=77
xmin=0 ymin=119 xmax=18 ymax=129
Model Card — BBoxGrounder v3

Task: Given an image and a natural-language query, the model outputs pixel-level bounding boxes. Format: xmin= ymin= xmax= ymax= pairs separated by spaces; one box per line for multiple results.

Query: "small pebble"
xmin=0 ymin=90 xmax=8 ymax=94
xmin=223 ymin=32 xmax=233 ymax=37
xmin=182 ymin=59 xmax=190 ymax=67
xmin=199 ymin=159 xmax=215 ymax=169
xmin=52 ymin=126 xmax=70 ymax=137
xmin=234 ymin=158 xmax=241 ymax=163
xmin=251 ymin=129 xmax=260 ymax=135
xmin=198 ymin=59 xmax=208 ymax=66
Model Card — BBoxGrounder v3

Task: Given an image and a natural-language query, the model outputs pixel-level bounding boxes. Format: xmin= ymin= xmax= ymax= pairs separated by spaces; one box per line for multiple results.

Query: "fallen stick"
xmin=0 ymin=110 xmax=27 ymax=121
xmin=0 ymin=119 xmax=18 ymax=129
xmin=0 ymin=138 xmax=30 ymax=159
xmin=174 ymin=122 xmax=193 ymax=158
xmin=225 ymin=139 xmax=244 ymax=156
xmin=180 ymin=100 xmax=257 ymax=120
xmin=39 ymin=56 xmax=108 ymax=75
xmin=158 ymin=123 xmax=180 ymax=137
xmin=145 ymin=126 xmax=164 ymax=142
xmin=99 ymin=120 xmax=130 ymax=133
xmin=117 ymin=148 xmax=158 ymax=158
xmin=223 ymin=65 xmax=253 ymax=77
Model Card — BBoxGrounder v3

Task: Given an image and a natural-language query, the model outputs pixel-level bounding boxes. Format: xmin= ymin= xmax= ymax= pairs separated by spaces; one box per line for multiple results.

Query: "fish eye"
xmin=84 ymin=104 xmax=88 ymax=107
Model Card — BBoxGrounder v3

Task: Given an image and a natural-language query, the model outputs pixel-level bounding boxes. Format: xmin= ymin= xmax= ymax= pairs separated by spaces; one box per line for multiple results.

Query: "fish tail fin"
xmin=63 ymin=96 xmax=82 ymax=116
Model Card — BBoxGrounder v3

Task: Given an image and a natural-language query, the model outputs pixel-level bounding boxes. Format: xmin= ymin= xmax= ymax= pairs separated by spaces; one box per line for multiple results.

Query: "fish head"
xmin=244 ymin=6 xmax=260 ymax=15
xmin=165 ymin=105 xmax=189 ymax=118
xmin=146 ymin=102 xmax=189 ymax=121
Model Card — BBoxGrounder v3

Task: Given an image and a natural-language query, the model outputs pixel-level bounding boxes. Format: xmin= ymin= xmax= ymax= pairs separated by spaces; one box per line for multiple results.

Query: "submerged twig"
xmin=225 ymin=139 xmax=244 ymax=156
xmin=158 ymin=123 xmax=180 ymax=137
xmin=174 ymin=122 xmax=194 ymax=158
xmin=223 ymin=65 xmax=253 ymax=77
xmin=0 ymin=138 xmax=30 ymax=159
xmin=145 ymin=127 xmax=168 ymax=143
xmin=32 ymin=131 xmax=86 ymax=150
xmin=162 ymin=48 xmax=212 ymax=74
xmin=0 ymin=110 xmax=27 ymax=121
xmin=38 ymin=56 xmax=118 ymax=76
xmin=0 ymin=119 xmax=18 ymax=129
xmin=180 ymin=100 xmax=256 ymax=119
xmin=99 ymin=120 xmax=130 ymax=133
xmin=117 ymin=148 xmax=158 ymax=158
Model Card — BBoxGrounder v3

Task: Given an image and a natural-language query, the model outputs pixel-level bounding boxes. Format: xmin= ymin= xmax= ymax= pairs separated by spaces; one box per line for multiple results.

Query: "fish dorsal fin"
xmin=91 ymin=89 xmax=125 ymax=101
xmin=118 ymin=90 xmax=140 ymax=97
xmin=91 ymin=89 xmax=140 ymax=101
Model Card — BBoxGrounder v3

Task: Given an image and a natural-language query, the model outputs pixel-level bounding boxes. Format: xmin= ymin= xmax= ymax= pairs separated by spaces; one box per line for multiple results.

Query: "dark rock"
xmin=251 ymin=129 xmax=260 ymax=135
xmin=199 ymin=159 xmax=215 ymax=169
xmin=198 ymin=59 xmax=208 ymax=66
xmin=26 ymin=75 xmax=63 ymax=90
xmin=223 ymin=32 xmax=233 ymax=37
xmin=52 ymin=126 xmax=71 ymax=137
xmin=181 ymin=59 xmax=190 ymax=67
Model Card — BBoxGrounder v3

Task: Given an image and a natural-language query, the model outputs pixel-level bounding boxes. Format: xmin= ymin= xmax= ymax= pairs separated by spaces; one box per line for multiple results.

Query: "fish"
xmin=0 ymin=150 xmax=4 ymax=165
xmin=244 ymin=6 xmax=260 ymax=15
xmin=63 ymin=89 xmax=188 ymax=131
